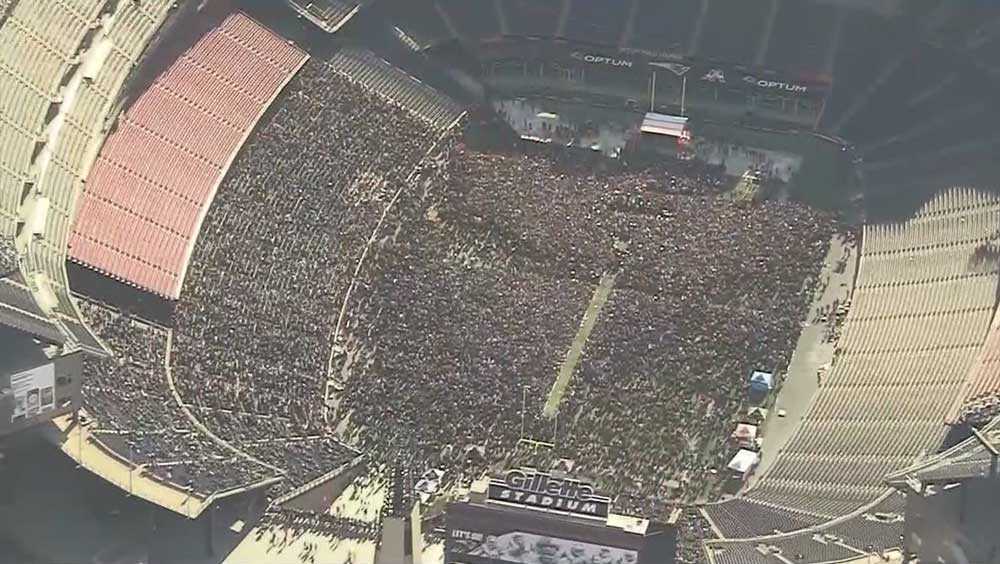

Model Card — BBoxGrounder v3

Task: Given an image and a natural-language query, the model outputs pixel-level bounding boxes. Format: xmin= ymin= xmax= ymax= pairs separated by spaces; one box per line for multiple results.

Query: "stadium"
xmin=0 ymin=0 xmax=999 ymax=563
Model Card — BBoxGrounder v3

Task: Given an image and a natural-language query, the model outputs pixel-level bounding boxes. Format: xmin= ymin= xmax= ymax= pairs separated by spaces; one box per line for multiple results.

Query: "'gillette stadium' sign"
xmin=487 ymin=469 xmax=611 ymax=518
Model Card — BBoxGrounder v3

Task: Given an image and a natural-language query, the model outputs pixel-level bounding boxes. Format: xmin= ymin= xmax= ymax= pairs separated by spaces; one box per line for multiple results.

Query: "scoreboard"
xmin=444 ymin=470 xmax=675 ymax=564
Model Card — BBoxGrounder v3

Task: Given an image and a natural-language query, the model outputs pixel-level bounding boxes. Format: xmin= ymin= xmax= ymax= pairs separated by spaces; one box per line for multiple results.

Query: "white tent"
xmin=640 ymin=112 xmax=689 ymax=138
xmin=727 ymin=449 xmax=760 ymax=475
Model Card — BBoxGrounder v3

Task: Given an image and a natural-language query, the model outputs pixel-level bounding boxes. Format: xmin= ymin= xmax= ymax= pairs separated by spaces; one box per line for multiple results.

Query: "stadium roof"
xmin=282 ymin=0 xmax=372 ymax=33
xmin=0 ymin=275 xmax=66 ymax=345
xmin=887 ymin=417 xmax=1000 ymax=486
xmin=69 ymin=12 xmax=309 ymax=299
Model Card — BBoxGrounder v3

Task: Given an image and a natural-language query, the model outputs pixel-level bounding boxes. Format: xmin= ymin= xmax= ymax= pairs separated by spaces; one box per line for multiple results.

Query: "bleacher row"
xmin=78 ymin=298 xmax=363 ymax=500
xmin=392 ymin=0 xmax=856 ymax=76
xmin=702 ymin=188 xmax=1000 ymax=555
xmin=77 ymin=298 xmax=280 ymax=496
xmin=707 ymin=491 xmax=907 ymax=564
xmin=326 ymin=47 xmax=465 ymax=129
xmin=0 ymin=0 xmax=106 ymax=263
xmin=69 ymin=11 xmax=309 ymax=299
xmin=710 ymin=536 xmax=860 ymax=564
xmin=391 ymin=0 xmax=998 ymax=201
xmin=0 ymin=0 xmax=176 ymax=353
xmin=0 ymin=274 xmax=65 ymax=343
xmin=701 ymin=498 xmax=824 ymax=539
xmin=828 ymin=1 xmax=1000 ymax=199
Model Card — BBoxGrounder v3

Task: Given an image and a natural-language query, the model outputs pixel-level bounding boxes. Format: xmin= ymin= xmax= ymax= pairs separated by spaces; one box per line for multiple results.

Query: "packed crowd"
xmin=167 ymin=59 xmax=440 ymax=493
xmin=77 ymin=59 xmax=435 ymax=499
xmin=81 ymin=55 xmax=837 ymax=535
xmin=336 ymin=145 xmax=839 ymax=513
xmin=675 ymin=508 xmax=716 ymax=564
xmin=78 ymin=299 xmax=274 ymax=493
xmin=79 ymin=298 xmax=361 ymax=497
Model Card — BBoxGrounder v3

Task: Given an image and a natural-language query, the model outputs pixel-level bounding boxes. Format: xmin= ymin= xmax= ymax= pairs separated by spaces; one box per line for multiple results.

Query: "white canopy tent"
xmin=727 ymin=449 xmax=760 ymax=475
xmin=640 ymin=112 xmax=689 ymax=139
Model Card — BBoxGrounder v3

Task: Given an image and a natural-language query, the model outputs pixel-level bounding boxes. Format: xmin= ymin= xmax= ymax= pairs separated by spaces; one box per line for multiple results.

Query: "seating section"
xmin=928 ymin=1 xmax=995 ymax=49
xmin=840 ymin=46 xmax=958 ymax=146
xmin=819 ymin=10 xmax=899 ymax=131
xmin=702 ymin=499 xmax=822 ymax=539
xmin=498 ymin=0 xmax=562 ymax=38
xmin=0 ymin=243 xmax=15 ymax=276
xmin=190 ymin=407 xmax=361 ymax=497
xmin=831 ymin=26 xmax=1000 ymax=203
xmin=326 ymin=47 xmax=465 ymax=129
xmin=826 ymin=515 xmax=903 ymax=556
xmin=696 ymin=0 xmax=770 ymax=66
xmin=387 ymin=0 xmax=455 ymax=50
xmin=69 ymin=11 xmax=309 ymax=299
xmin=707 ymin=491 xmax=908 ymax=563
xmin=863 ymin=138 xmax=999 ymax=203
xmin=862 ymin=100 xmax=990 ymax=165
xmin=166 ymin=55 xmax=456 ymax=499
xmin=78 ymin=299 xmax=279 ymax=496
xmin=625 ymin=0 xmax=701 ymax=55
xmin=891 ymin=416 xmax=1000 ymax=485
xmin=769 ymin=534 xmax=860 ymax=563
xmin=79 ymin=298 xmax=362 ymax=499
xmin=562 ymin=0 xmax=628 ymax=46
xmin=764 ymin=0 xmax=837 ymax=75
xmin=0 ymin=0 xmax=179 ymax=354
xmin=702 ymin=188 xmax=1000 ymax=555
xmin=0 ymin=0 xmax=106 ymax=288
xmin=438 ymin=0 xmax=500 ymax=41
xmin=708 ymin=543 xmax=774 ymax=564
xmin=745 ymin=189 xmax=1000 ymax=516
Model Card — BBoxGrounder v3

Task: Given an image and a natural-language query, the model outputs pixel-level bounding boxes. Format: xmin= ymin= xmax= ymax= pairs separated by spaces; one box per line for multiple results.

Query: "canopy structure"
xmin=749 ymin=370 xmax=774 ymax=393
xmin=727 ymin=449 xmax=760 ymax=475
xmin=640 ymin=112 xmax=690 ymax=139
xmin=283 ymin=0 xmax=370 ymax=33
xmin=730 ymin=423 xmax=759 ymax=448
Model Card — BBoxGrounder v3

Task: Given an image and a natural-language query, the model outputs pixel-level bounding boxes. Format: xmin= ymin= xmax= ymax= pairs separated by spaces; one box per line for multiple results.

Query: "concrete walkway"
xmin=224 ymin=527 xmax=376 ymax=564
xmin=747 ymin=234 xmax=858 ymax=488
xmin=542 ymin=272 xmax=616 ymax=418
xmin=42 ymin=414 xmax=210 ymax=518
xmin=329 ymin=470 xmax=387 ymax=523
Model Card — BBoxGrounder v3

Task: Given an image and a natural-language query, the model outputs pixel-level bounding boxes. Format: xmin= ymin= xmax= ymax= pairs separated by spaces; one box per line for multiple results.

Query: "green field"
xmin=542 ymin=272 xmax=617 ymax=419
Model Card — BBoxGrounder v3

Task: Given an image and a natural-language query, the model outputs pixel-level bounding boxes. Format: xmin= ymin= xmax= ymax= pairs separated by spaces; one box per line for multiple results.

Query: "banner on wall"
xmin=10 ymin=363 xmax=55 ymax=422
